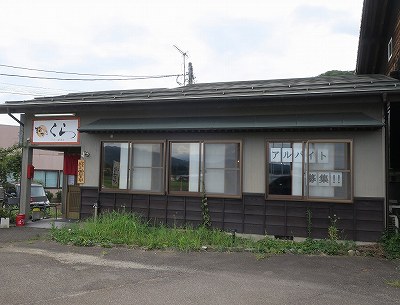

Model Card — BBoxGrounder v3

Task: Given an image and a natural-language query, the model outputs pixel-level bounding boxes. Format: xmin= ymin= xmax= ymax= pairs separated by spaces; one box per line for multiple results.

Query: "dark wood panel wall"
xmin=80 ymin=188 xmax=384 ymax=242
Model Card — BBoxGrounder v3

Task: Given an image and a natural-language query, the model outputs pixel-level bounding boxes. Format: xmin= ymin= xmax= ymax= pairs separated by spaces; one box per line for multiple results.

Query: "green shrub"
xmin=381 ymin=232 xmax=400 ymax=259
xmin=45 ymin=191 xmax=54 ymax=202
xmin=55 ymin=191 xmax=62 ymax=202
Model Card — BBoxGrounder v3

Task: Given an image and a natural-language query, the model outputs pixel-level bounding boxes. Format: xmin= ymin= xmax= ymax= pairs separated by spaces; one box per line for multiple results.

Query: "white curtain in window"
xmin=119 ymin=143 xmax=129 ymax=189
xmin=132 ymin=144 xmax=152 ymax=191
xmin=189 ymin=143 xmax=200 ymax=192
xmin=292 ymin=143 xmax=303 ymax=196
xmin=205 ymin=144 xmax=225 ymax=193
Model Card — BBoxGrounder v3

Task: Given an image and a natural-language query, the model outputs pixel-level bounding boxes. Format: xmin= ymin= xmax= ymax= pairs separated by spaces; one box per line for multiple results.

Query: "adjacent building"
xmin=357 ymin=0 xmax=400 ymax=228
xmin=0 ymin=123 xmax=63 ymax=192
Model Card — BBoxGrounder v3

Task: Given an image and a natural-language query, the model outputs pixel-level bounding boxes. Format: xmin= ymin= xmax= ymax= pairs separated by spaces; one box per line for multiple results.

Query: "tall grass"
xmin=51 ymin=211 xmax=356 ymax=255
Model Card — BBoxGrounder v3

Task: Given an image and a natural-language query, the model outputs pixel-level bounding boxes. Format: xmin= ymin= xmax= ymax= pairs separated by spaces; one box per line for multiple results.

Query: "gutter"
xmin=383 ymin=93 xmax=390 ymax=230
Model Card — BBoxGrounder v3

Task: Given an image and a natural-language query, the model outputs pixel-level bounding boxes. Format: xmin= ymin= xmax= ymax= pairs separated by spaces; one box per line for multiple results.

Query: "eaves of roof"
xmin=79 ymin=113 xmax=383 ymax=133
xmin=1 ymin=75 xmax=399 ymax=114
xmin=356 ymin=0 xmax=390 ymax=74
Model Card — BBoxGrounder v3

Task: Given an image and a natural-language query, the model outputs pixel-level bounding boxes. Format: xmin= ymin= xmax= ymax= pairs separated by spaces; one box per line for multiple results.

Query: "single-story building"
xmin=1 ymin=74 xmax=399 ymax=241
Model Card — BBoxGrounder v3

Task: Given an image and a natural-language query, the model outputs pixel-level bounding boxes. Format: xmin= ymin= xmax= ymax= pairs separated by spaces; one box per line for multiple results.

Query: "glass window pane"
xmin=45 ymin=171 xmax=58 ymax=188
xmin=307 ymin=142 xmax=351 ymax=200
xmin=268 ymin=142 xmax=303 ymax=196
xmin=34 ymin=171 xmax=45 ymax=186
xmin=170 ymin=143 xmax=200 ymax=192
xmin=102 ymin=142 xmax=129 ymax=189
xmin=131 ymin=143 xmax=163 ymax=192
xmin=204 ymin=143 xmax=240 ymax=195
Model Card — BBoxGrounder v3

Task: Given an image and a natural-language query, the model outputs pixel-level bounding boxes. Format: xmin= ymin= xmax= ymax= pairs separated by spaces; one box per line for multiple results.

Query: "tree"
xmin=0 ymin=144 xmax=22 ymax=187
xmin=318 ymin=70 xmax=355 ymax=77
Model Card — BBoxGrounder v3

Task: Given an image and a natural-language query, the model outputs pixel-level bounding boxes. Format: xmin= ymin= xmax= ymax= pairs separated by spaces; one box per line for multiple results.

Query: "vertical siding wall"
xmin=81 ymin=188 xmax=384 ymax=242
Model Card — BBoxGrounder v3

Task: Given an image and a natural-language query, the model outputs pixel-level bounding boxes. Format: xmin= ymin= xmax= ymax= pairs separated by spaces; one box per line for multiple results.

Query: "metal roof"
xmin=1 ymin=74 xmax=400 ymax=114
xmin=79 ymin=113 xmax=383 ymax=133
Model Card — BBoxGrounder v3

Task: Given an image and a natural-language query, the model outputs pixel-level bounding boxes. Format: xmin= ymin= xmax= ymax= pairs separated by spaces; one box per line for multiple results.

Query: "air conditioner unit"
xmin=388 ymin=214 xmax=399 ymax=234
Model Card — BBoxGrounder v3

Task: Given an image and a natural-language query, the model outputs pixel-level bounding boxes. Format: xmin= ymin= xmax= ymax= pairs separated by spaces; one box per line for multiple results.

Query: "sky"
xmin=0 ymin=0 xmax=364 ymax=125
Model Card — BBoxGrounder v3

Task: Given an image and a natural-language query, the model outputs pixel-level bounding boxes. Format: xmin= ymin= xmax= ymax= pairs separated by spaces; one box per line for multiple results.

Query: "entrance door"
xmin=66 ymin=185 xmax=81 ymax=219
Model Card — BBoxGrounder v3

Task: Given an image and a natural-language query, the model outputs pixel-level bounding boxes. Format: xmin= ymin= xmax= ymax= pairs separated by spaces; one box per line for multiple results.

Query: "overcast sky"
xmin=0 ymin=0 xmax=363 ymax=125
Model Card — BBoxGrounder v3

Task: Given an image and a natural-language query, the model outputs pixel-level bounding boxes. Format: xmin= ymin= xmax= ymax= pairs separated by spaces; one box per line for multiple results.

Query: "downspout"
xmin=383 ymin=93 xmax=390 ymax=230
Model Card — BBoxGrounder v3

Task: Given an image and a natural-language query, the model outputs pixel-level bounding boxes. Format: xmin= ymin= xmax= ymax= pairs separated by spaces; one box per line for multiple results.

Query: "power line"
xmin=0 ymin=63 xmax=178 ymax=78
xmin=0 ymin=81 xmax=70 ymax=93
xmin=0 ymin=90 xmax=44 ymax=97
xmin=0 ymin=72 xmax=182 ymax=81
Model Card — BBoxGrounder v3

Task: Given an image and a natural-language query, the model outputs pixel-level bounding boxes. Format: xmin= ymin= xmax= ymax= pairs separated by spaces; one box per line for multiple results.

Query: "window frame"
xmin=167 ymin=140 xmax=242 ymax=198
xmin=130 ymin=141 xmax=166 ymax=195
xmin=100 ymin=140 xmax=166 ymax=195
xmin=266 ymin=140 xmax=305 ymax=201
xmin=34 ymin=170 xmax=63 ymax=189
xmin=266 ymin=139 xmax=353 ymax=203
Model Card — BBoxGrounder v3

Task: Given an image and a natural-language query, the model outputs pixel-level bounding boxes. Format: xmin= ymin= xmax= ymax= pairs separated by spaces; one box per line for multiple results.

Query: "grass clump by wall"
xmin=380 ymin=232 xmax=400 ymax=259
xmin=51 ymin=211 xmax=356 ymax=255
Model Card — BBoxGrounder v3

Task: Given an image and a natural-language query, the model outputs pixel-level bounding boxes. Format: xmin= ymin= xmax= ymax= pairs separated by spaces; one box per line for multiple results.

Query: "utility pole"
xmin=188 ymin=62 xmax=194 ymax=85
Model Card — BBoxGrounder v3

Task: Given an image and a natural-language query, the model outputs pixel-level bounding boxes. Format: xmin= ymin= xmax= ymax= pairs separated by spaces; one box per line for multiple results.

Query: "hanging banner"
xmin=77 ymin=159 xmax=85 ymax=184
xmin=32 ymin=118 xmax=80 ymax=144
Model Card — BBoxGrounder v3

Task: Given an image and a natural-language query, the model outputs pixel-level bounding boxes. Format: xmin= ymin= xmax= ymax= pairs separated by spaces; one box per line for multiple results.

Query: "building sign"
xmin=32 ymin=118 xmax=80 ymax=144
xmin=77 ymin=159 xmax=85 ymax=184
xmin=309 ymin=172 xmax=343 ymax=187
xmin=271 ymin=148 xmax=325 ymax=164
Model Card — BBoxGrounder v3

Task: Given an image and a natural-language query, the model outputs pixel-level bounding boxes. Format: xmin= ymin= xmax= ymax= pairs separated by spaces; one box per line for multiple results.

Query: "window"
xmin=100 ymin=140 xmax=240 ymax=196
xmin=169 ymin=141 xmax=241 ymax=196
xmin=169 ymin=143 xmax=201 ymax=192
xmin=204 ymin=143 xmax=240 ymax=195
xmin=268 ymin=142 xmax=303 ymax=197
xmin=34 ymin=170 xmax=62 ymax=188
xmin=101 ymin=142 xmax=164 ymax=192
xmin=102 ymin=142 xmax=129 ymax=190
xmin=388 ymin=37 xmax=393 ymax=61
xmin=131 ymin=143 xmax=164 ymax=192
xmin=267 ymin=140 xmax=352 ymax=202
xmin=306 ymin=141 xmax=351 ymax=201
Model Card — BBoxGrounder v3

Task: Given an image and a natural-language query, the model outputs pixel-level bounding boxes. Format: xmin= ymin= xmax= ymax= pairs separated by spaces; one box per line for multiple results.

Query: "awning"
xmin=79 ymin=113 xmax=383 ymax=133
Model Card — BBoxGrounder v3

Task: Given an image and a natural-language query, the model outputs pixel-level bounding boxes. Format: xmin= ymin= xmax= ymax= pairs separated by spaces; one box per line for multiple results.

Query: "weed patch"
xmin=51 ymin=211 xmax=358 ymax=256
xmin=380 ymin=232 xmax=400 ymax=259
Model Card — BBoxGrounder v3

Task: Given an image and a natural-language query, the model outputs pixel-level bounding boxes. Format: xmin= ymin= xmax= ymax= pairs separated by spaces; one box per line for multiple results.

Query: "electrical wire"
xmin=0 ymin=81 xmax=70 ymax=93
xmin=0 ymin=63 xmax=181 ymax=79
xmin=0 ymin=72 xmax=182 ymax=81
xmin=0 ymin=90 xmax=44 ymax=97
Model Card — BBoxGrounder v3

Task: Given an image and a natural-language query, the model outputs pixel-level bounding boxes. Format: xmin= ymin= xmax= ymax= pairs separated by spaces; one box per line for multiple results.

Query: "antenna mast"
xmin=173 ymin=45 xmax=189 ymax=86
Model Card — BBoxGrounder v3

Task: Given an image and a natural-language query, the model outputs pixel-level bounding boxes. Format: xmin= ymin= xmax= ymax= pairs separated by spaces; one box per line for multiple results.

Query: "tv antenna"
xmin=173 ymin=45 xmax=189 ymax=86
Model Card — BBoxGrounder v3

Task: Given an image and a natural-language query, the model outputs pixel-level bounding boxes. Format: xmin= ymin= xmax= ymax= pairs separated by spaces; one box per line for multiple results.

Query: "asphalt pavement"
xmin=0 ymin=224 xmax=399 ymax=305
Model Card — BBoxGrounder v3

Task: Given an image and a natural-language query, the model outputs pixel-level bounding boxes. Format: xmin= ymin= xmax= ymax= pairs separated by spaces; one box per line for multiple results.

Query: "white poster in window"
xmin=308 ymin=172 xmax=318 ymax=186
xmin=293 ymin=147 xmax=303 ymax=163
xmin=281 ymin=148 xmax=293 ymax=162
xmin=317 ymin=148 xmax=329 ymax=164
xmin=330 ymin=172 xmax=343 ymax=187
xmin=270 ymin=148 xmax=282 ymax=163
xmin=32 ymin=118 xmax=80 ymax=144
xmin=308 ymin=148 xmax=316 ymax=163
xmin=317 ymin=172 xmax=330 ymax=186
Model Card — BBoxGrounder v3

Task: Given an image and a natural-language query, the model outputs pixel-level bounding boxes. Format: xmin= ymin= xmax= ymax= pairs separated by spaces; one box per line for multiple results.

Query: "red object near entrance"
xmin=16 ymin=214 xmax=25 ymax=227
